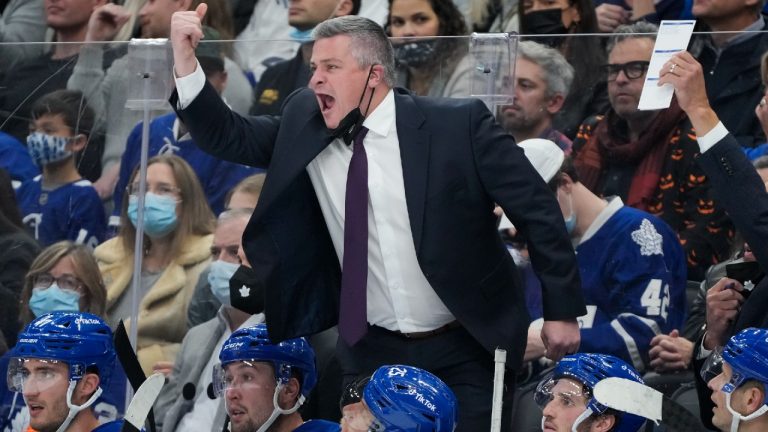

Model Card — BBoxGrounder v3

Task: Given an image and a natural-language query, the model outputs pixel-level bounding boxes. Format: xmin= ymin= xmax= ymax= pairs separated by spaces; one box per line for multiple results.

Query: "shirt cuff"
xmin=173 ymin=60 xmax=205 ymax=110
xmin=697 ymin=332 xmax=713 ymax=360
xmin=696 ymin=121 xmax=729 ymax=154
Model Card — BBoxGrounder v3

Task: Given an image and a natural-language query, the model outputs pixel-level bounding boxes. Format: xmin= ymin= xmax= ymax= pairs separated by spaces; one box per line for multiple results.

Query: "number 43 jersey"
xmin=575 ymin=199 xmax=687 ymax=372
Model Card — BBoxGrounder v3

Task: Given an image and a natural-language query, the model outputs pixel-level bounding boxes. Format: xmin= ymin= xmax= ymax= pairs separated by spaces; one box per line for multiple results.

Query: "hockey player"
xmin=704 ymin=328 xmax=768 ymax=432
xmin=14 ymin=90 xmax=106 ymax=247
xmin=212 ymin=324 xmax=339 ymax=432
xmin=339 ymin=364 xmax=458 ymax=432
xmin=536 ymin=353 xmax=647 ymax=432
xmin=5 ymin=312 xmax=121 ymax=432
xmin=520 ymin=139 xmax=687 ymax=372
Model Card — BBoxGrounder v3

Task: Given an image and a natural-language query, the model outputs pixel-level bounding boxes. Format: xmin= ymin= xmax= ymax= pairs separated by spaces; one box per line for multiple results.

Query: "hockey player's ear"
xmin=73 ymin=372 xmax=101 ymax=403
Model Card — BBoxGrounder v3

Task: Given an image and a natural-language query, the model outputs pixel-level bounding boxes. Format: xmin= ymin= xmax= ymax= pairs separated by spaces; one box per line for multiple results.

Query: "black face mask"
xmin=329 ymin=66 xmax=376 ymax=145
xmin=394 ymin=39 xmax=438 ymax=69
xmin=525 ymin=8 xmax=568 ymax=48
xmin=228 ymin=265 xmax=264 ymax=315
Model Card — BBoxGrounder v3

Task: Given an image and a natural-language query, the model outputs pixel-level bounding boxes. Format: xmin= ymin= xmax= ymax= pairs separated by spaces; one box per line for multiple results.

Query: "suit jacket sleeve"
xmin=171 ymin=81 xmax=281 ymax=169
xmin=468 ymin=99 xmax=586 ymax=320
xmin=695 ymin=133 xmax=768 ymax=271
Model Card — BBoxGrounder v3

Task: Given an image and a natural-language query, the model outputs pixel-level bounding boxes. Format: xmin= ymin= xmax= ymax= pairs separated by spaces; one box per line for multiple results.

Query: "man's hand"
xmin=85 ymin=3 xmax=131 ymax=42
xmin=170 ymin=3 xmax=208 ymax=77
xmin=649 ymin=329 xmax=694 ymax=372
xmin=657 ymin=51 xmax=720 ymax=135
xmin=596 ymin=4 xmax=629 ymax=33
xmin=92 ymin=163 xmax=120 ymax=200
xmin=524 ymin=325 xmax=546 ymax=362
xmin=703 ymin=277 xmax=745 ymax=350
xmin=541 ymin=319 xmax=580 ymax=361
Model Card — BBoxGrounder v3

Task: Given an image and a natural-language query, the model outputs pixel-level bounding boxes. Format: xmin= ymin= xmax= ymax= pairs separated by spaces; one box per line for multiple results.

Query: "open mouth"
xmin=229 ymin=407 xmax=247 ymax=422
xmin=317 ymin=94 xmax=335 ymax=114
xmin=28 ymin=404 xmax=44 ymax=417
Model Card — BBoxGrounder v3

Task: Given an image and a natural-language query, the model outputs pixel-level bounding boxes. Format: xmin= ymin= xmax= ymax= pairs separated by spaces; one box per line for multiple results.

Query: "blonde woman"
xmin=95 ymin=154 xmax=215 ymax=375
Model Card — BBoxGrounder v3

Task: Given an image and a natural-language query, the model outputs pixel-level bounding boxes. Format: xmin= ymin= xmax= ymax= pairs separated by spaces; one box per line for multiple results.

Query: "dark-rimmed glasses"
xmin=601 ymin=61 xmax=650 ymax=82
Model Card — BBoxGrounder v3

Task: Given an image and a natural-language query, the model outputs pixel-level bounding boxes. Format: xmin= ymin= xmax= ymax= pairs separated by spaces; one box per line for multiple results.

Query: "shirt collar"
xmin=578 ymin=196 xmax=624 ymax=245
xmin=362 ymin=89 xmax=395 ymax=137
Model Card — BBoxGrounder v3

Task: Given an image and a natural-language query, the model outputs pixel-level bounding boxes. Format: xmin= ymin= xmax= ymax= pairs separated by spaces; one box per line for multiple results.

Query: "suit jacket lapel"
xmin=394 ymin=90 xmax=430 ymax=253
xmin=253 ymin=108 xmax=333 ymax=221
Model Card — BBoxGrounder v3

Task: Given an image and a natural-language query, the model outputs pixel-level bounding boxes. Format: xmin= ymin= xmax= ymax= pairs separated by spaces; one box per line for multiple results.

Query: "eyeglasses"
xmin=127 ymin=182 xmax=181 ymax=198
xmin=601 ymin=61 xmax=650 ymax=82
xmin=33 ymin=273 xmax=84 ymax=294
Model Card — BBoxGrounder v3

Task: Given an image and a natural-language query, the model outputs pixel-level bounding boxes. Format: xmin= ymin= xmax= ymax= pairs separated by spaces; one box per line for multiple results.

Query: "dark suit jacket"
xmin=172 ymin=82 xmax=586 ymax=369
xmin=692 ymin=132 xmax=768 ymax=428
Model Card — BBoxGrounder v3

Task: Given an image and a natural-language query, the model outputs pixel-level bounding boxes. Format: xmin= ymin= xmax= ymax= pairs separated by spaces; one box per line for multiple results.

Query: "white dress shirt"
xmin=175 ymin=65 xmax=454 ymax=332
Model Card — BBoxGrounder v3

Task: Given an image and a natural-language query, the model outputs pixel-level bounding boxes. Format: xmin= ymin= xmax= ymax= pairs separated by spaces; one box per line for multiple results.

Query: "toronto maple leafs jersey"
xmin=15 ymin=175 xmax=106 ymax=247
xmin=111 ymin=113 xmax=260 ymax=226
xmin=574 ymin=198 xmax=687 ymax=371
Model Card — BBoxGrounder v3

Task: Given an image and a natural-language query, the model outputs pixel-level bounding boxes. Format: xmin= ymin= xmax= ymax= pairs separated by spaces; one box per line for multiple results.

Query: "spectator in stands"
xmin=704 ymin=328 xmax=768 ymax=432
xmin=187 ymin=173 xmax=265 ymax=328
xmin=692 ymin=0 xmax=768 ymax=148
xmin=15 ymin=90 xmax=107 ymax=247
xmin=536 ymin=353 xmax=647 ymax=432
xmin=0 ymin=0 xmax=107 ymax=143
xmin=0 ymin=168 xmax=40 ymax=349
xmin=0 ymin=0 xmax=46 ymax=72
xmin=519 ymin=0 xmax=608 ymax=138
xmin=94 ymin=154 xmax=214 ymax=375
xmin=109 ymin=26 xmax=257 ymax=228
xmin=155 ymin=209 xmax=263 ymax=432
xmin=250 ymin=0 xmax=360 ymax=115
xmin=521 ymin=139 xmax=687 ymax=372
xmin=498 ymin=40 xmax=575 ymax=153
xmin=572 ymin=22 xmax=733 ymax=281
xmin=752 ymin=51 xmax=768 ymax=158
xmin=388 ymin=0 xmax=472 ymax=98
xmin=594 ymin=0 xmax=693 ymax=33
xmin=68 ymin=0 xmax=252 ymax=200
xmin=340 ymin=364 xmax=457 ymax=432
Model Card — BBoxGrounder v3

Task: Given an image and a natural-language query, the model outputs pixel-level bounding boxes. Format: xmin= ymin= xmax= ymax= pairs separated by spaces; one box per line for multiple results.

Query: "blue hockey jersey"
xmin=111 ymin=113 xmax=260 ymax=226
xmin=15 ymin=176 xmax=106 ymax=247
xmin=574 ymin=200 xmax=687 ymax=371
xmin=0 ymin=132 xmax=39 ymax=187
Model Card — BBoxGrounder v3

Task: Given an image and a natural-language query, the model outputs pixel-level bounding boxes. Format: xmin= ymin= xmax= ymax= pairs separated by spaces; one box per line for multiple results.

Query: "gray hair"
xmin=517 ymin=40 xmax=575 ymax=99
xmin=607 ymin=21 xmax=659 ymax=55
xmin=217 ymin=207 xmax=254 ymax=225
xmin=313 ymin=15 xmax=396 ymax=87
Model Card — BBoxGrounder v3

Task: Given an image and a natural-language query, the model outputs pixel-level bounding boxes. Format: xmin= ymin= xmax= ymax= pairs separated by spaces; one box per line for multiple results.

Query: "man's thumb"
xmin=670 ymin=329 xmax=679 ymax=338
xmin=196 ymin=3 xmax=208 ymax=20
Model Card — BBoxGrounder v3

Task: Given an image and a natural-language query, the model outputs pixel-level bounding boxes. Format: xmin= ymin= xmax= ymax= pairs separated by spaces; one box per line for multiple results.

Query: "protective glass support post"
xmin=123 ymin=38 xmax=173 ymax=408
xmin=469 ymin=32 xmax=518 ymax=115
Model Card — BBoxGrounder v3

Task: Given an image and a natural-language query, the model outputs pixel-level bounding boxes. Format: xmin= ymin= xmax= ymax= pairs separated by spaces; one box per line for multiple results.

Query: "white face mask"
xmin=26 ymin=132 xmax=74 ymax=167
xmin=208 ymin=260 xmax=240 ymax=305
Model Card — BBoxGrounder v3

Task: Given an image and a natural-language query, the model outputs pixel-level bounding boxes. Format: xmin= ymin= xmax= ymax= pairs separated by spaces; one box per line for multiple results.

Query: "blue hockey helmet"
xmin=541 ymin=353 xmax=646 ymax=432
xmin=720 ymin=328 xmax=768 ymax=402
xmin=215 ymin=323 xmax=317 ymax=399
xmin=362 ymin=365 xmax=458 ymax=432
xmin=8 ymin=312 xmax=115 ymax=388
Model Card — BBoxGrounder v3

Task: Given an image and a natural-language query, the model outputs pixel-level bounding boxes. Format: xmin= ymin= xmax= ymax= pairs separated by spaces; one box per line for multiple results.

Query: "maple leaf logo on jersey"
xmin=631 ymin=219 xmax=663 ymax=256
xmin=239 ymin=285 xmax=250 ymax=298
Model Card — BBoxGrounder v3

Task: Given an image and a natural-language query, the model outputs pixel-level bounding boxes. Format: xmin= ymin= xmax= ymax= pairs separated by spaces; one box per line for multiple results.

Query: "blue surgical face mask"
xmin=128 ymin=192 xmax=179 ymax=238
xmin=208 ymin=260 xmax=240 ymax=305
xmin=289 ymin=27 xmax=314 ymax=42
xmin=29 ymin=285 xmax=81 ymax=317
xmin=26 ymin=132 xmax=74 ymax=167
xmin=563 ymin=193 xmax=577 ymax=235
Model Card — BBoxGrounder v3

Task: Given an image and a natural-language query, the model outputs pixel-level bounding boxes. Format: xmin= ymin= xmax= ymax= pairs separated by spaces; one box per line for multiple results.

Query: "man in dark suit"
xmin=656 ymin=48 xmax=768 ymax=430
xmin=169 ymin=6 xmax=585 ymax=430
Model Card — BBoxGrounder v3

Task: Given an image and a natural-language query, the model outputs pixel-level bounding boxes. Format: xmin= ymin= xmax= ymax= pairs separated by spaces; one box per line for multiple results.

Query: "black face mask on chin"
xmin=525 ymin=8 xmax=569 ymax=48
xmin=329 ymin=65 xmax=376 ymax=145
xmin=228 ymin=265 xmax=264 ymax=315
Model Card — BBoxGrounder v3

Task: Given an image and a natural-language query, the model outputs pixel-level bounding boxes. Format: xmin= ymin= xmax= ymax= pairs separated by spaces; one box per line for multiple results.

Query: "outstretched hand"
xmin=86 ymin=3 xmax=131 ymax=42
xmin=170 ymin=3 xmax=208 ymax=77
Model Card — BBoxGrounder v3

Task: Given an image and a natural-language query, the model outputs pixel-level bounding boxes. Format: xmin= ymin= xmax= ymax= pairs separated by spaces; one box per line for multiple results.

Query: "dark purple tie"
xmin=339 ymin=126 xmax=370 ymax=346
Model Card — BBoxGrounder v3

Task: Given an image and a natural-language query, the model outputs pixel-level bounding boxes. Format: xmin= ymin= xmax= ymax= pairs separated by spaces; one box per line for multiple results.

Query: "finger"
xmin=669 ymin=329 xmax=680 ymax=338
xmin=196 ymin=2 xmax=208 ymax=20
xmin=650 ymin=334 xmax=666 ymax=346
